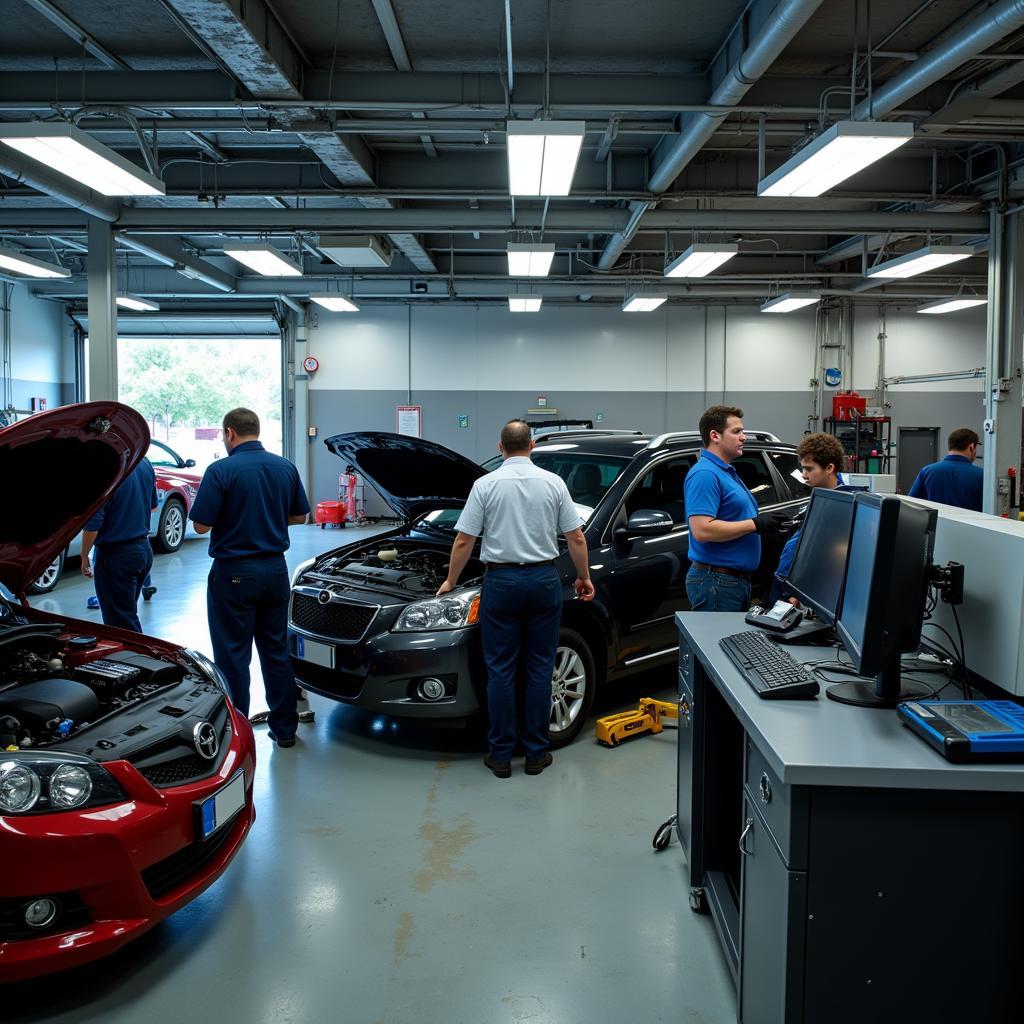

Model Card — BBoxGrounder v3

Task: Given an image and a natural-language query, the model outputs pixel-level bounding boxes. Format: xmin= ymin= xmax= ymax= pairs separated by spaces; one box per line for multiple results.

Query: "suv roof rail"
xmin=535 ymin=429 xmax=646 ymax=442
xmin=647 ymin=429 xmax=781 ymax=449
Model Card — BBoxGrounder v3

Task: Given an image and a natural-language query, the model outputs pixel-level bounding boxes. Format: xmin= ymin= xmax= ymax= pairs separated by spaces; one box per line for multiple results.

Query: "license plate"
xmin=197 ymin=771 xmax=246 ymax=840
xmin=295 ymin=634 xmax=335 ymax=669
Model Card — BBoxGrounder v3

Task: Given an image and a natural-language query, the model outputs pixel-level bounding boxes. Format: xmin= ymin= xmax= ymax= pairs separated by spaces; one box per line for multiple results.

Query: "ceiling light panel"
xmin=757 ymin=121 xmax=914 ymax=198
xmin=116 ymin=294 xmax=160 ymax=312
xmin=223 ymin=242 xmax=303 ymax=277
xmin=664 ymin=243 xmax=738 ymax=278
xmin=761 ymin=292 xmax=820 ymax=313
xmin=506 ymin=121 xmax=585 ymax=196
xmin=309 ymin=293 xmax=360 ymax=312
xmin=0 ymin=122 xmax=166 ymax=197
xmin=622 ymin=291 xmax=667 ymax=313
xmin=917 ymin=297 xmax=988 ymax=314
xmin=0 ymin=247 xmax=71 ymax=279
xmin=508 ymin=297 xmax=543 ymax=312
xmin=507 ymin=243 xmax=556 ymax=277
xmin=864 ymin=245 xmax=974 ymax=279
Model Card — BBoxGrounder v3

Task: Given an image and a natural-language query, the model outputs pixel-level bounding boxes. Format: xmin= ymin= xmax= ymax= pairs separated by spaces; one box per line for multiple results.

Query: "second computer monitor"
xmin=785 ymin=487 xmax=856 ymax=624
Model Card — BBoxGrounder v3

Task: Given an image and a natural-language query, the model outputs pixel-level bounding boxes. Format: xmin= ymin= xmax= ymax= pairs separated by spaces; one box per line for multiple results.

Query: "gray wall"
xmin=303 ymin=302 xmax=989 ymax=507
xmin=2 ymin=283 xmax=72 ymax=413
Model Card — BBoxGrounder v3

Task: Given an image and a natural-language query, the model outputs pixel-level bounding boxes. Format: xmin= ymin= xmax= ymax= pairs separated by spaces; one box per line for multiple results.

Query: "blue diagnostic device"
xmin=898 ymin=700 xmax=1024 ymax=762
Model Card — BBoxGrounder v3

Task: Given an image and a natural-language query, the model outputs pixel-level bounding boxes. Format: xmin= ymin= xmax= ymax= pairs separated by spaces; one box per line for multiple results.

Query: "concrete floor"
xmin=10 ymin=525 xmax=736 ymax=1024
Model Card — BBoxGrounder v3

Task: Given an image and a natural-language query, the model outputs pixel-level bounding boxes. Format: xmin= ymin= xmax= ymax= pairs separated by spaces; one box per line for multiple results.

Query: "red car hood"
xmin=0 ymin=402 xmax=149 ymax=599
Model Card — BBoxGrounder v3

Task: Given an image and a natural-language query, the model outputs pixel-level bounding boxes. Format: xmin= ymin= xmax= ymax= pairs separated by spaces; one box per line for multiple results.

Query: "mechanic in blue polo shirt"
xmin=189 ymin=407 xmax=311 ymax=748
xmin=684 ymin=405 xmax=787 ymax=612
xmin=81 ymin=456 xmax=158 ymax=632
xmin=908 ymin=427 xmax=984 ymax=511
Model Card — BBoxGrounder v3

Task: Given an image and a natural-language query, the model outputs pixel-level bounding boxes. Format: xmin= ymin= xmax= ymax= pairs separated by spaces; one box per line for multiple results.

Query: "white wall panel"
xmin=307 ymin=306 xmax=411 ymax=390
xmin=9 ymin=284 xmax=67 ymax=383
xmin=666 ymin=306 xmax=707 ymax=391
xmin=723 ymin=307 xmax=818 ymax=391
xmin=410 ymin=305 xmax=480 ymax=390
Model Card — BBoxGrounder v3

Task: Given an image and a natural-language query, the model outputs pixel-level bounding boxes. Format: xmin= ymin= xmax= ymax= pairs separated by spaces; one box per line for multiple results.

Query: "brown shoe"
xmin=524 ymin=752 xmax=553 ymax=775
xmin=483 ymin=755 xmax=511 ymax=779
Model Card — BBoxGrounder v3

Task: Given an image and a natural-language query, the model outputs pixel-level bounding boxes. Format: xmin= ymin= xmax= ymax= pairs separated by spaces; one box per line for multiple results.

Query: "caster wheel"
xmin=652 ymin=814 xmax=676 ymax=852
xmin=689 ymin=887 xmax=709 ymax=914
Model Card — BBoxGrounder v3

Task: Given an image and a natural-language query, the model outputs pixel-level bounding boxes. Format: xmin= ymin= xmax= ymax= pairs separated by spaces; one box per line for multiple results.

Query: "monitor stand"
xmin=825 ymin=659 xmax=933 ymax=708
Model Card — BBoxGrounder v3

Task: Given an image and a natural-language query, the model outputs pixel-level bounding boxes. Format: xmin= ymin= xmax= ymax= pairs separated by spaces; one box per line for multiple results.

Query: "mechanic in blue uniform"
xmin=772 ymin=432 xmax=851 ymax=600
xmin=684 ymin=405 xmax=787 ymax=612
xmin=189 ymin=408 xmax=311 ymax=748
xmin=80 ymin=458 xmax=158 ymax=632
xmin=908 ymin=427 xmax=984 ymax=511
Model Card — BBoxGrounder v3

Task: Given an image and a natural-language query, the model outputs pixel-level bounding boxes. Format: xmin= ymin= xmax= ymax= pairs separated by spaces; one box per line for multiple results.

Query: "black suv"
xmin=288 ymin=430 xmax=809 ymax=746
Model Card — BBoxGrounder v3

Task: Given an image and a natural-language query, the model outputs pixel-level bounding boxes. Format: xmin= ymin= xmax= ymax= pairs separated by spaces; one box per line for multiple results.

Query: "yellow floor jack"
xmin=594 ymin=697 xmax=686 ymax=747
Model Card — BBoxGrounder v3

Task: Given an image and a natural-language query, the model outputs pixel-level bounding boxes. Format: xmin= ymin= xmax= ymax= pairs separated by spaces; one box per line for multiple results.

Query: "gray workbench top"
xmin=678 ymin=612 xmax=1024 ymax=793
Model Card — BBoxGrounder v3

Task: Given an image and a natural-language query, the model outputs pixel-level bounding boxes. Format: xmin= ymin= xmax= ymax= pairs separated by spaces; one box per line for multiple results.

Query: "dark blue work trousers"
xmin=94 ymin=539 xmax=153 ymax=633
xmin=479 ymin=564 xmax=562 ymax=762
xmin=207 ymin=555 xmax=298 ymax=741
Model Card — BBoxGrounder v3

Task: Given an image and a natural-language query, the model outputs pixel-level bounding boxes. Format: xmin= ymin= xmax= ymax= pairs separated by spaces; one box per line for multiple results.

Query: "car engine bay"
xmin=306 ymin=540 xmax=484 ymax=596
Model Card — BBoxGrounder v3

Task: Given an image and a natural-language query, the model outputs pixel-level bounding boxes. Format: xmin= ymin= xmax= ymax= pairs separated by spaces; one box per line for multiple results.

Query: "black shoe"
xmin=142 ymin=586 xmax=157 ymax=601
xmin=525 ymin=752 xmax=553 ymax=775
xmin=483 ymin=755 xmax=511 ymax=779
xmin=296 ymin=687 xmax=307 ymax=701
xmin=269 ymin=733 xmax=296 ymax=748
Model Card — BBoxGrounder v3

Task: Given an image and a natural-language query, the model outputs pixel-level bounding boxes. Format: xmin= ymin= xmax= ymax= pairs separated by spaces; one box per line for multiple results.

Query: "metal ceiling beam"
xmin=20 ymin=0 xmax=131 ymax=71
xmin=116 ymin=234 xmax=235 ymax=292
xmin=158 ymin=0 xmax=437 ymax=273
xmin=597 ymin=0 xmax=827 ymax=271
xmin=854 ymin=0 xmax=1024 ymax=119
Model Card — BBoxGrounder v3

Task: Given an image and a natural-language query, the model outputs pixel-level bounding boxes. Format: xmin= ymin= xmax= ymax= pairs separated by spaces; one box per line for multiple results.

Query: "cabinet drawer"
xmin=743 ymin=738 xmax=808 ymax=869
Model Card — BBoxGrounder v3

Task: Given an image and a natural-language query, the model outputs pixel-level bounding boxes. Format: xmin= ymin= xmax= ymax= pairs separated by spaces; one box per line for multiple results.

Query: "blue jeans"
xmin=685 ymin=565 xmax=752 ymax=612
xmin=479 ymin=564 xmax=562 ymax=762
xmin=207 ymin=555 xmax=297 ymax=741
xmin=94 ymin=539 xmax=153 ymax=633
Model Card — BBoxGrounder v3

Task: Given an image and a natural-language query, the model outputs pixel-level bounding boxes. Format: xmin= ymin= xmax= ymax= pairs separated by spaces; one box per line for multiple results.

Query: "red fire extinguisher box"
xmin=832 ymin=391 xmax=867 ymax=421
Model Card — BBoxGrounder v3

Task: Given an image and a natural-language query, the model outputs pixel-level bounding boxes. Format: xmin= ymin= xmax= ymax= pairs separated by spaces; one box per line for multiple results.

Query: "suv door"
xmin=606 ymin=454 xmax=695 ymax=667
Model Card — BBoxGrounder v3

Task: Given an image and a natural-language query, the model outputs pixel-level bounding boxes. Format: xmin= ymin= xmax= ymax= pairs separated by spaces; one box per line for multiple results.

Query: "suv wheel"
xmin=154 ymin=498 xmax=186 ymax=553
xmin=548 ymin=628 xmax=596 ymax=749
xmin=28 ymin=550 xmax=66 ymax=595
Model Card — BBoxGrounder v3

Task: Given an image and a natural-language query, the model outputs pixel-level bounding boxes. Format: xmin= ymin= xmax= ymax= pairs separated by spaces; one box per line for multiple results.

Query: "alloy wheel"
xmin=550 ymin=645 xmax=588 ymax=734
xmin=163 ymin=504 xmax=184 ymax=547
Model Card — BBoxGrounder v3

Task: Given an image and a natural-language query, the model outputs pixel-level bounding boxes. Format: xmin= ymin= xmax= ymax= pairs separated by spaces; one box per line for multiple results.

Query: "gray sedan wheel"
xmin=28 ymin=550 xmax=66 ymax=595
xmin=548 ymin=628 xmax=596 ymax=749
xmin=154 ymin=498 xmax=186 ymax=553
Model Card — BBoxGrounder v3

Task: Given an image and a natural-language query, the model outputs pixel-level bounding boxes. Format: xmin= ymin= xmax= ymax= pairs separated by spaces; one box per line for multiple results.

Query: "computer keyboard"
xmin=719 ymin=630 xmax=820 ymax=699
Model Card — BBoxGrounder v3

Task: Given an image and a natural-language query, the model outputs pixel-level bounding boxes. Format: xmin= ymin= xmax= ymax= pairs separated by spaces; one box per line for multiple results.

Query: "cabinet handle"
xmin=738 ymin=817 xmax=754 ymax=857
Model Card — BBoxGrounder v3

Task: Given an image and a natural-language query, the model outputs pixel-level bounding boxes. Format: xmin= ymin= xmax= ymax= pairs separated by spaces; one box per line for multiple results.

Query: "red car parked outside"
xmin=0 ymin=402 xmax=256 ymax=982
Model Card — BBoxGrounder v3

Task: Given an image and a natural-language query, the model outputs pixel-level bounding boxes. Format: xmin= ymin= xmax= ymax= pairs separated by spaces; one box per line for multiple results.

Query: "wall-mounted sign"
xmin=824 ymin=367 xmax=842 ymax=387
xmin=537 ymin=394 xmax=548 ymax=407
xmin=397 ymin=405 xmax=422 ymax=437
xmin=302 ymin=355 xmax=320 ymax=373
xmin=596 ymin=412 xmax=605 ymax=422
xmin=458 ymin=414 xmax=469 ymax=428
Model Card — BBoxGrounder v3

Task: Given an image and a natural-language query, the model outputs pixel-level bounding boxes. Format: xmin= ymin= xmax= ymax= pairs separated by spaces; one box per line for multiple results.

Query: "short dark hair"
xmin=948 ymin=427 xmax=979 ymax=452
xmin=699 ymin=405 xmax=743 ymax=447
xmin=223 ymin=407 xmax=260 ymax=437
xmin=500 ymin=419 xmax=532 ymax=452
xmin=796 ymin=432 xmax=845 ymax=474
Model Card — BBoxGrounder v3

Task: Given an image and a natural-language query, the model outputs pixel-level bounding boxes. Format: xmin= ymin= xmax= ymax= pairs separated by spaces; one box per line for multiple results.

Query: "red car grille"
xmin=141 ymin=821 xmax=236 ymax=900
xmin=137 ymin=754 xmax=213 ymax=787
xmin=290 ymin=593 xmax=376 ymax=641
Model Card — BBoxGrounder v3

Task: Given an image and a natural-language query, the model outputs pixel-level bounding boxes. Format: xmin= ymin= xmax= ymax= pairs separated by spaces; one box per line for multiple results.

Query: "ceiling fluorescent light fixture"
xmin=664 ymin=243 xmax=738 ymax=278
xmin=0 ymin=122 xmax=166 ymax=196
xmin=508 ymin=296 xmax=543 ymax=312
xmin=917 ymin=296 xmax=988 ymax=314
xmin=757 ymin=121 xmax=913 ymax=198
xmin=761 ymin=291 xmax=820 ymax=313
xmin=506 ymin=120 xmax=585 ymax=196
xmin=864 ymin=245 xmax=974 ymax=279
xmin=622 ymin=290 xmax=667 ymax=313
xmin=309 ymin=293 xmax=360 ymax=312
xmin=116 ymin=294 xmax=160 ymax=312
xmin=0 ymin=247 xmax=71 ymax=279
xmin=507 ymin=243 xmax=556 ymax=277
xmin=223 ymin=242 xmax=303 ymax=277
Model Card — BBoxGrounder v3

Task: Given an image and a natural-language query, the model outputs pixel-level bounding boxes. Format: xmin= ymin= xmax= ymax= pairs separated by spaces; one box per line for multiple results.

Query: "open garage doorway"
xmin=116 ymin=336 xmax=283 ymax=471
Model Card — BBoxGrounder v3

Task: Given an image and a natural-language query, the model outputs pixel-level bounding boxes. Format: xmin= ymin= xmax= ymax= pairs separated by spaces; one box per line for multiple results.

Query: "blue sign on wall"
xmin=824 ymin=367 xmax=843 ymax=387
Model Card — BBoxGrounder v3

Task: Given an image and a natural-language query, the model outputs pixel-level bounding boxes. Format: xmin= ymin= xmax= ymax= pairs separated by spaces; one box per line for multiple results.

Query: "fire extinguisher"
xmin=345 ymin=471 xmax=358 ymax=522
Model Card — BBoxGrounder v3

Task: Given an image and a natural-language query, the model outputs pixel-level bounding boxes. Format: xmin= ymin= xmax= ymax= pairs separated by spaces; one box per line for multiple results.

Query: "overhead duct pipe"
xmin=598 ymin=0 xmax=827 ymax=270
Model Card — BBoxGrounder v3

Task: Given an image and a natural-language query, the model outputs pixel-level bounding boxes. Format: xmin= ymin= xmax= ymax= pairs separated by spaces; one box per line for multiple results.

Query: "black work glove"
xmin=752 ymin=510 xmax=787 ymax=535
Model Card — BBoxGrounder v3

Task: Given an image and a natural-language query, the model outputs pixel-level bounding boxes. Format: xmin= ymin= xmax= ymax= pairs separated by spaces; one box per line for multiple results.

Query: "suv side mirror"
xmin=184 ymin=458 xmax=197 ymax=468
xmin=615 ymin=509 xmax=674 ymax=540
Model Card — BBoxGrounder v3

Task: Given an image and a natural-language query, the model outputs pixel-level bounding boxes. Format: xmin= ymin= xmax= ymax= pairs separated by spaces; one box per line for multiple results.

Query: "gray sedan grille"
xmin=291 ymin=592 xmax=377 ymax=641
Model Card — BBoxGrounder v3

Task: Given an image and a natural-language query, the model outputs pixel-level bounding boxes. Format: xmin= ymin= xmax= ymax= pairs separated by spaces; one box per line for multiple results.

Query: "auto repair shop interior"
xmin=2 ymin=1 xmax=1024 ymax=1022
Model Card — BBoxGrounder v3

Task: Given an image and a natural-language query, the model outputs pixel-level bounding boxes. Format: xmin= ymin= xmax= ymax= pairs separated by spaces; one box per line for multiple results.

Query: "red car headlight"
xmin=0 ymin=753 xmax=126 ymax=815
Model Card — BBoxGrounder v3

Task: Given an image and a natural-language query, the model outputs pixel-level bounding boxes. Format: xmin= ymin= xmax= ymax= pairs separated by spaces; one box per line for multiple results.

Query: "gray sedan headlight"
xmin=291 ymin=557 xmax=315 ymax=587
xmin=182 ymin=648 xmax=231 ymax=696
xmin=393 ymin=588 xmax=482 ymax=632
xmin=0 ymin=754 xmax=125 ymax=815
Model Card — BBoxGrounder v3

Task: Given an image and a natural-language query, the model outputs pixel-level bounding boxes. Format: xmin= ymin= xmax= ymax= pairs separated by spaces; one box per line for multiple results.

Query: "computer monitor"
xmin=785 ymin=488 xmax=856 ymax=624
xmin=829 ymin=493 xmax=938 ymax=708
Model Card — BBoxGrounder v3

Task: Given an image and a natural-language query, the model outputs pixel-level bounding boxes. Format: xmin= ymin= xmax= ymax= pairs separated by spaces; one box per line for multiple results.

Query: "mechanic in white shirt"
xmin=437 ymin=420 xmax=595 ymax=778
